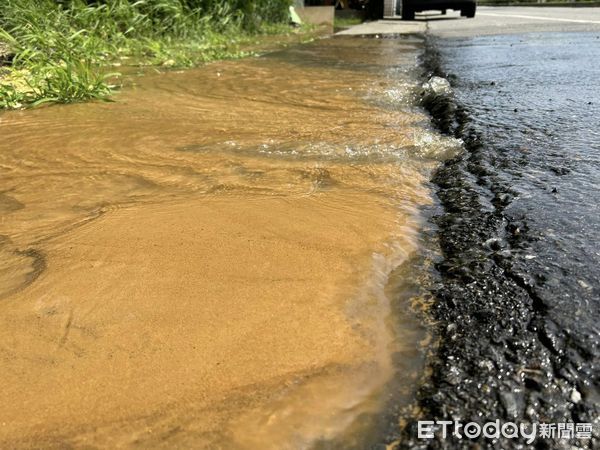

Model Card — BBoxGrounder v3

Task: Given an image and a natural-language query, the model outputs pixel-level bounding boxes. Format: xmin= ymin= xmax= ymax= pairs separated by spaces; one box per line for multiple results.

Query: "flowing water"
xmin=0 ymin=36 xmax=459 ymax=449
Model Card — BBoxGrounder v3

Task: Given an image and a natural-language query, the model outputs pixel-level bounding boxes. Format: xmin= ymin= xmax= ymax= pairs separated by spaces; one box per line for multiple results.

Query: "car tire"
xmin=462 ymin=4 xmax=476 ymax=18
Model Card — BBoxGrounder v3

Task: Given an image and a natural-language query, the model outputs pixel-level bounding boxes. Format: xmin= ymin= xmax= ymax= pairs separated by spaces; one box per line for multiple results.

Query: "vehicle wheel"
xmin=402 ymin=6 xmax=415 ymax=20
xmin=462 ymin=4 xmax=476 ymax=18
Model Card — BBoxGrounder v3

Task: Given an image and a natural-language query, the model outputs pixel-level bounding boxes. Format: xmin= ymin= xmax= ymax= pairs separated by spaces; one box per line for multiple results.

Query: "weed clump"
xmin=0 ymin=0 xmax=293 ymax=108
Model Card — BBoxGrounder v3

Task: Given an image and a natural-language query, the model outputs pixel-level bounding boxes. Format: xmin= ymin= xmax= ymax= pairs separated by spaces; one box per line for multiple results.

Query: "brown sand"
xmin=0 ymin=192 xmax=410 ymax=448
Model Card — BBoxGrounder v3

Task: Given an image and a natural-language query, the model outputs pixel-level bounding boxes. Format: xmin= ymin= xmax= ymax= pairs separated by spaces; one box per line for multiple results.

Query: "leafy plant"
xmin=0 ymin=0 xmax=293 ymax=109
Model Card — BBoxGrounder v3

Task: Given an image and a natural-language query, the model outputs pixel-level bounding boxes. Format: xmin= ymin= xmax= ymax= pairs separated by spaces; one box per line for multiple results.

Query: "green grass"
xmin=334 ymin=17 xmax=364 ymax=29
xmin=0 ymin=0 xmax=294 ymax=109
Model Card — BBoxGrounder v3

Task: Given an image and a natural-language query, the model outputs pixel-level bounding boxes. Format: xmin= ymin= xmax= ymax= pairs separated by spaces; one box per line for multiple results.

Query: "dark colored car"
xmin=401 ymin=0 xmax=476 ymax=20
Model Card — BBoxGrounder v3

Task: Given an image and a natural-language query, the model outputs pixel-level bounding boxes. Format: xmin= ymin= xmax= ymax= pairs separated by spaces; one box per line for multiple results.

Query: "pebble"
xmin=577 ymin=279 xmax=591 ymax=290
xmin=500 ymin=391 xmax=519 ymax=418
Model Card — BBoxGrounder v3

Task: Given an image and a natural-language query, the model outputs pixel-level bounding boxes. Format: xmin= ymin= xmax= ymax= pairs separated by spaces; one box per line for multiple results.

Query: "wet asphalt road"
xmin=395 ymin=6 xmax=600 ymax=450
xmin=339 ymin=9 xmax=600 ymax=448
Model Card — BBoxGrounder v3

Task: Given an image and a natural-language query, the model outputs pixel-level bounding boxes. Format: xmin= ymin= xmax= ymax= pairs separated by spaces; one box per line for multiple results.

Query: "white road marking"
xmin=478 ymin=12 xmax=600 ymax=25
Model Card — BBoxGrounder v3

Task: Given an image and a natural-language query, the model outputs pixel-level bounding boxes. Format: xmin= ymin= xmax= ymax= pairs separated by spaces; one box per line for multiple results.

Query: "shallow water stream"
xmin=0 ymin=36 xmax=459 ymax=449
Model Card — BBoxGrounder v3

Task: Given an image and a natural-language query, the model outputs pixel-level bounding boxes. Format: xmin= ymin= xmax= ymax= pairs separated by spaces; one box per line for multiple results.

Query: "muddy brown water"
xmin=0 ymin=36 xmax=459 ymax=448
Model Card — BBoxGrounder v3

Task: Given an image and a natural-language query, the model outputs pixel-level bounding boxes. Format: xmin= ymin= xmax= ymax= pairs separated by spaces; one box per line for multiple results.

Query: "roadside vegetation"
xmin=0 ymin=0 xmax=295 ymax=109
xmin=333 ymin=16 xmax=364 ymax=30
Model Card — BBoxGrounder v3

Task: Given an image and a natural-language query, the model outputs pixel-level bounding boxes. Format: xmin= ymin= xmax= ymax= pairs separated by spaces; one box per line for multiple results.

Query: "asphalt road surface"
xmin=338 ymin=6 xmax=600 ymax=35
xmin=340 ymin=6 xmax=600 ymax=449
xmin=406 ymin=6 xmax=600 ymax=450
xmin=426 ymin=6 xmax=600 ymax=35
